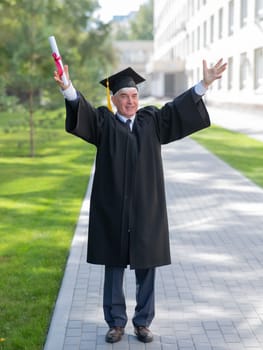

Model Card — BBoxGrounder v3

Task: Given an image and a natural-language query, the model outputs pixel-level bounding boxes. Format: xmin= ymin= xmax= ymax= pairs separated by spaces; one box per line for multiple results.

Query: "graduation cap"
xmin=100 ymin=67 xmax=145 ymax=112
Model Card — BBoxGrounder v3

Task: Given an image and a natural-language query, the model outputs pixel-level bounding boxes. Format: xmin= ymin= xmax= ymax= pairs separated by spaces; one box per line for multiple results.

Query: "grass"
xmin=191 ymin=124 xmax=263 ymax=188
xmin=1 ymin=108 xmax=263 ymax=350
xmin=0 ymin=108 xmax=96 ymax=350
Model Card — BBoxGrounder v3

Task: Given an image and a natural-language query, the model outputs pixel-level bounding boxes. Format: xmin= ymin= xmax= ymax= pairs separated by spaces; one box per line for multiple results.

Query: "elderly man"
xmin=54 ymin=58 xmax=226 ymax=343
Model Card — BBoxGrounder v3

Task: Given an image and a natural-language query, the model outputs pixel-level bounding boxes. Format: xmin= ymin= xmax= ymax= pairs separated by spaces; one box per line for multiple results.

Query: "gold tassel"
xmin=106 ymin=78 xmax=113 ymax=112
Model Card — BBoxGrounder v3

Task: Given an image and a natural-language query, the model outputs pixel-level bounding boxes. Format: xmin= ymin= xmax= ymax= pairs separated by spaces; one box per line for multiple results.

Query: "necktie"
xmin=125 ymin=119 xmax=132 ymax=131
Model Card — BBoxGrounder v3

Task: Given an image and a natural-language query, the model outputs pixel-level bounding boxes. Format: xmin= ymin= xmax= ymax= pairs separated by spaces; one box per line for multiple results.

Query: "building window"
xmin=192 ymin=31 xmax=195 ymax=52
xmin=210 ymin=15 xmax=214 ymax=43
xmin=197 ymin=25 xmax=200 ymax=50
xmin=255 ymin=0 xmax=263 ymax=20
xmin=173 ymin=47 xmax=177 ymax=60
xmin=189 ymin=69 xmax=194 ymax=87
xmin=197 ymin=66 xmax=200 ymax=82
xmin=186 ymin=34 xmax=190 ymax=55
xmin=217 ymin=76 xmax=222 ymax=90
xmin=255 ymin=47 xmax=263 ymax=90
xmin=218 ymin=8 xmax=223 ymax=39
xmin=240 ymin=0 xmax=248 ymax=27
xmin=203 ymin=21 xmax=207 ymax=47
xmin=228 ymin=57 xmax=233 ymax=89
xmin=191 ymin=0 xmax=195 ymax=16
xmin=240 ymin=52 xmax=249 ymax=89
xmin=228 ymin=0 xmax=234 ymax=36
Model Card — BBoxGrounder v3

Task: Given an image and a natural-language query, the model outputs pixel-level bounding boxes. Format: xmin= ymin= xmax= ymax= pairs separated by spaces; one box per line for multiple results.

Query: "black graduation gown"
xmin=65 ymin=88 xmax=210 ymax=269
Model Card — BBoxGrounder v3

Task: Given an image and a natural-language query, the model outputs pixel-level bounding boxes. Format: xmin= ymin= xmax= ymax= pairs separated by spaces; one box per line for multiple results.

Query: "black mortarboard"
xmin=100 ymin=67 xmax=145 ymax=95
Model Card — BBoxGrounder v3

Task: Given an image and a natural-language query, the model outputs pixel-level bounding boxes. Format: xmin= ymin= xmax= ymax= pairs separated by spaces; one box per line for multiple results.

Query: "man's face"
xmin=111 ymin=87 xmax=139 ymax=118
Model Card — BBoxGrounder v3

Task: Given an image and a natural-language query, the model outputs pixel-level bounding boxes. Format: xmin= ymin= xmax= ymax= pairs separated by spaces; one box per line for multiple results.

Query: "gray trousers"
xmin=103 ymin=267 xmax=155 ymax=328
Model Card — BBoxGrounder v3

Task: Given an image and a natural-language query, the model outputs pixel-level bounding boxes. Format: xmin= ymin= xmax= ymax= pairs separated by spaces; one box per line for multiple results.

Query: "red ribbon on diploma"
xmin=49 ymin=36 xmax=69 ymax=86
xmin=52 ymin=53 xmax=63 ymax=77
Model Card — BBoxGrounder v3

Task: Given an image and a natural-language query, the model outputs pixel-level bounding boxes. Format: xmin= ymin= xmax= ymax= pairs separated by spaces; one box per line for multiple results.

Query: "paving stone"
xmin=44 ymin=137 xmax=263 ymax=350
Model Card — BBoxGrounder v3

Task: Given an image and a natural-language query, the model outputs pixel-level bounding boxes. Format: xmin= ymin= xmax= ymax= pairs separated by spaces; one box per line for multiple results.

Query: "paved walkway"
xmin=44 ymin=106 xmax=263 ymax=350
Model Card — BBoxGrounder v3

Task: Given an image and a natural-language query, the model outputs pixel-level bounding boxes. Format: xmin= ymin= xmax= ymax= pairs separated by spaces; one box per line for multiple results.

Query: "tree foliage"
xmin=0 ymin=0 xmax=117 ymax=156
xmin=114 ymin=0 xmax=153 ymax=41
xmin=0 ymin=0 xmax=116 ymax=108
xmin=129 ymin=0 xmax=153 ymax=40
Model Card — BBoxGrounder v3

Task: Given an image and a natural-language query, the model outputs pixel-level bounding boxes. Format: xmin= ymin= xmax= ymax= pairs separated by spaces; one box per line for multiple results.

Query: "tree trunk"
xmin=29 ymin=88 xmax=35 ymax=157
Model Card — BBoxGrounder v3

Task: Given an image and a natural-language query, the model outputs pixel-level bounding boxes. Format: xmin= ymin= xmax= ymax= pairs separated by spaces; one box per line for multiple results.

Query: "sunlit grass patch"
xmin=0 ymin=108 xmax=95 ymax=350
xmin=192 ymin=124 xmax=263 ymax=188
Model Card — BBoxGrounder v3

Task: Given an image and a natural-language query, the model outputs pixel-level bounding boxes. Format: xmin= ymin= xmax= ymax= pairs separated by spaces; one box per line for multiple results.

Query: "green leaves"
xmin=0 ymin=0 xmax=116 ymax=155
xmin=0 ymin=0 xmax=115 ymax=107
xmin=114 ymin=0 xmax=153 ymax=40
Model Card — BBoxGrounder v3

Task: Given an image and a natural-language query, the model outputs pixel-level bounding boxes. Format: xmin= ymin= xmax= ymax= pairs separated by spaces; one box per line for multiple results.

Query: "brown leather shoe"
xmin=105 ymin=326 xmax=124 ymax=343
xmin=134 ymin=326 xmax=153 ymax=343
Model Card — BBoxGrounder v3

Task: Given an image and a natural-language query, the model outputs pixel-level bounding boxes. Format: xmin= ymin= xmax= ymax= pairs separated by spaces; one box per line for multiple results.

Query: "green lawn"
xmin=0 ymin=109 xmax=96 ymax=350
xmin=0 ymin=109 xmax=263 ymax=350
xmin=192 ymin=124 xmax=263 ymax=188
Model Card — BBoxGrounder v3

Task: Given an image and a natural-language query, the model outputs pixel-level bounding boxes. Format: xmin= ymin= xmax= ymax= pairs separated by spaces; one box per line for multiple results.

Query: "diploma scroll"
xmin=48 ymin=36 xmax=69 ymax=86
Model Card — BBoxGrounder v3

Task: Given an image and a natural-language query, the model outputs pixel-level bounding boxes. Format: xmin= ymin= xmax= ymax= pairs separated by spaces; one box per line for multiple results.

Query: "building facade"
xmin=114 ymin=40 xmax=153 ymax=97
xmin=148 ymin=0 xmax=263 ymax=106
